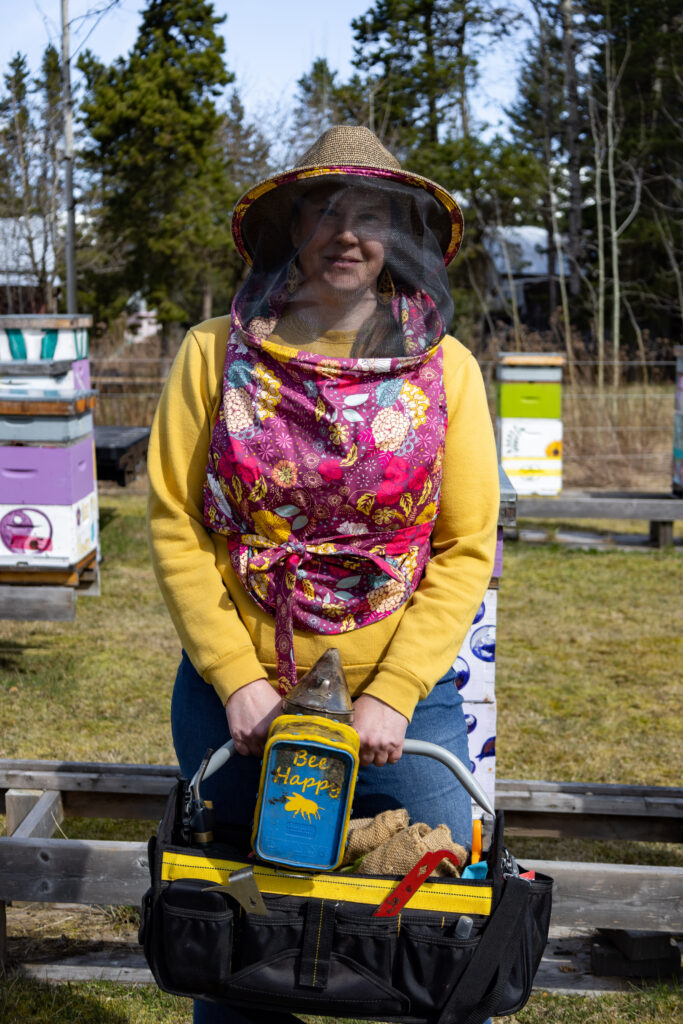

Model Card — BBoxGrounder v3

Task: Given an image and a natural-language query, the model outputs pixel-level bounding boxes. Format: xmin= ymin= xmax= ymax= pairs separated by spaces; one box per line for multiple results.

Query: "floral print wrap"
xmin=203 ymin=287 xmax=448 ymax=693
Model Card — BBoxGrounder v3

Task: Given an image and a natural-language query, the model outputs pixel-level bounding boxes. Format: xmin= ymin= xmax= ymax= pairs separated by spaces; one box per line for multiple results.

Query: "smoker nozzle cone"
xmin=282 ymin=648 xmax=354 ymax=723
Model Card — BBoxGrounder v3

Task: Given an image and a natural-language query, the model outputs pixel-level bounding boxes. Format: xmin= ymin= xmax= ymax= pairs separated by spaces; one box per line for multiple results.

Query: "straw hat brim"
xmin=232 ymin=164 xmax=464 ymax=269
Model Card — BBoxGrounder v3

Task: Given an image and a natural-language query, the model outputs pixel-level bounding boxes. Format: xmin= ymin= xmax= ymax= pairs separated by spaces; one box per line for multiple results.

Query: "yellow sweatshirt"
xmin=147 ymin=315 xmax=499 ymax=721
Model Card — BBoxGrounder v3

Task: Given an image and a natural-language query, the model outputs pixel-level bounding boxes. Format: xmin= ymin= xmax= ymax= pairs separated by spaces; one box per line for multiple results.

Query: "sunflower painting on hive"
xmin=546 ymin=441 xmax=562 ymax=459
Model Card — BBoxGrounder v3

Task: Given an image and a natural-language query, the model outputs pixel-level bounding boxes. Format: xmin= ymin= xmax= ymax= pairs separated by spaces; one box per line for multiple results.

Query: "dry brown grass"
xmin=562 ymin=385 xmax=674 ymax=491
xmin=90 ymin=334 xmax=170 ymax=428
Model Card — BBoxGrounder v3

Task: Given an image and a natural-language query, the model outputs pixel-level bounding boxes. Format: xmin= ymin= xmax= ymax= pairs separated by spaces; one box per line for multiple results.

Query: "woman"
xmin=148 ymin=125 xmax=499 ymax=1024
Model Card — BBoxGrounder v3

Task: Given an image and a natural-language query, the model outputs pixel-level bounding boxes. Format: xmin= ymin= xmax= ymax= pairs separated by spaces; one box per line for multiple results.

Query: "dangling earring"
xmin=286 ymin=260 xmax=300 ymax=295
xmin=377 ymin=267 xmax=395 ymax=305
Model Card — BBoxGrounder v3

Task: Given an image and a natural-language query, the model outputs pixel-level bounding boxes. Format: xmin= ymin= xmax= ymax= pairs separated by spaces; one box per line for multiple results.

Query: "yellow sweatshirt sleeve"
xmin=147 ymin=319 xmax=267 ymax=701
xmin=362 ymin=337 xmax=499 ymax=719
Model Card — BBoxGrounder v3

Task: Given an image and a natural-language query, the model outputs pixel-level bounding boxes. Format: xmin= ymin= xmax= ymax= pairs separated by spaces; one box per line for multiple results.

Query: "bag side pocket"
xmin=155 ymin=879 xmax=234 ymax=997
xmin=396 ymin=913 xmax=483 ymax=1016
xmin=496 ymin=873 xmax=553 ymax=1015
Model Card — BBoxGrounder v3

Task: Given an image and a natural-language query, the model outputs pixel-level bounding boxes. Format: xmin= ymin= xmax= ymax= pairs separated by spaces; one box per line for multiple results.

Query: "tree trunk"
xmin=423 ymin=5 xmax=439 ymax=144
xmin=454 ymin=16 xmax=470 ymax=137
xmin=560 ymin=0 xmax=582 ymax=298
xmin=202 ymin=280 xmax=213 ymax=322
xmin=494 ymin=203 xmax=523 ymax=351
xmin=588 ymin=88 xmax=606 ymax=396
xmin=606 ymin=34 xmax=620 ymax=393
xmin=538 ymin=7 xmax=575 ymax=385
xmin=543 ymin=205 xmax=557 ymax=320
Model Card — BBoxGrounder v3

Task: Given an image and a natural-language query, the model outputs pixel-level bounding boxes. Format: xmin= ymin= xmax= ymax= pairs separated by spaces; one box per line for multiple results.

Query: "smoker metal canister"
xmin=252 ymin=714 xmax=360 ymax=871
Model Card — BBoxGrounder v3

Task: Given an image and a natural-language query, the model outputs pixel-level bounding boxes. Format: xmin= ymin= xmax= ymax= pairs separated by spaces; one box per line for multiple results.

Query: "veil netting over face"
xmin=237 ymin=175 xmax=456 ymax=359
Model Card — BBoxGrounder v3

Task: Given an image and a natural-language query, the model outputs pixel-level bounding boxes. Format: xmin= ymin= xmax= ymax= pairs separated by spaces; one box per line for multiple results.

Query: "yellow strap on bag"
xmin=161 ymin=850 xmax=493 ymax=916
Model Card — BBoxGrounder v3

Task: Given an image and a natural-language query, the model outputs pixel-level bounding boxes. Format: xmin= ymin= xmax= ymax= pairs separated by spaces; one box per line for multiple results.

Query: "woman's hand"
xmin=353 ymin=694 xmax=408 ymax=767
xmin=225 ymin=678 xmax=282 ymax=757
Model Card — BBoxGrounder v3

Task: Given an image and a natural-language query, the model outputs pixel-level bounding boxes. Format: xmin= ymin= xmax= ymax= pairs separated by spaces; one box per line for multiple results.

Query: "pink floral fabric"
xmin=203 ymin=287 xmax=448 ymax=694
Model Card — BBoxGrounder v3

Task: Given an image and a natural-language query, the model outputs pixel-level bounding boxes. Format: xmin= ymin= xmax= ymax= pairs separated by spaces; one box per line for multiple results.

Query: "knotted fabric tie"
xmin=235 ymin=531 xmax=410 ymax=694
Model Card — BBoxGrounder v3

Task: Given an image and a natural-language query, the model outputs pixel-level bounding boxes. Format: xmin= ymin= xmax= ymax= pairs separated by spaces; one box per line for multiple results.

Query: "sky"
xmin=1 ymin=0 xmax=522 ymax=134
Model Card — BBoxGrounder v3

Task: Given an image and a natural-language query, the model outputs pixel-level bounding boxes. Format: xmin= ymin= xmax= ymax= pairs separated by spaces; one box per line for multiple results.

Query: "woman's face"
xmin=291 ymin=185 xmax=392 ymax=303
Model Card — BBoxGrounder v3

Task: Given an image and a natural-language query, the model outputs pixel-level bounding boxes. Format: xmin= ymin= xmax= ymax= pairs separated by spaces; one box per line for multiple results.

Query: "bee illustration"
xmin=284 ymin=791 xmax=322 ymax=822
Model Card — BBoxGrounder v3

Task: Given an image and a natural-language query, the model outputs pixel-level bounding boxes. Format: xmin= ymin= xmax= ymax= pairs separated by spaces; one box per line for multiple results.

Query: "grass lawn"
xmin=1 ymin=978 xmax=681 ymax=1023
xmin=1 ymin=485 xmax=681 ymax=1022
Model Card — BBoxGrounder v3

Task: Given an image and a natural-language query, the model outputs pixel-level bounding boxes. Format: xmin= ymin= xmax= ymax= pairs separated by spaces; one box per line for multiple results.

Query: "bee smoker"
xmin=188 ymin=651 xmax=496 ymax=871
xmin=251 ymin=648 xmax=360 ymax=872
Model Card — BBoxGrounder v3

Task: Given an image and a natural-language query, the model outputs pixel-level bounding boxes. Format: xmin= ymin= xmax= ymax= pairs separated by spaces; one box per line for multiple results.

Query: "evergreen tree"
xmin=78 ymin=0 xmax=234 ymax=342
xmin=351 ymin=0 xmax=511 ymax=154
xmin=221 ymin=90 xmax=271 ymax=194
xmin=286 ymin=59 xmax=346 ymax=157
xmin=507 ymin=8 xmax=569 ymax=318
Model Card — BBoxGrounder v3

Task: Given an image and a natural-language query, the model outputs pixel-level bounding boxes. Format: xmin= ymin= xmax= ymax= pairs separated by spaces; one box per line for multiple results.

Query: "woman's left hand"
xmin=353 ymin=694 xmax=408 ymax=767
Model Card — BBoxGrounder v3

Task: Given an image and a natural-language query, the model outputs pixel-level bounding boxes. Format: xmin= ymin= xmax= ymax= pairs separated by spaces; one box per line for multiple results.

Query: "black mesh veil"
xmin=236 ymin=174 xmax=454 ymax=358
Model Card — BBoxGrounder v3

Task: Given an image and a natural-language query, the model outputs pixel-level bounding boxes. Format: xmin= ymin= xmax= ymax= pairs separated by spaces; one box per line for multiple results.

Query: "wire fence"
xmin=90 ymin=351 xmax=680 ymax=492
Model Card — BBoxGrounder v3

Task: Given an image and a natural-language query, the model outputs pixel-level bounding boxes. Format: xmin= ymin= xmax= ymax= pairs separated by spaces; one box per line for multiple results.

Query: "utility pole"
xmin=61 ymin=0 xmax=77 ymax=313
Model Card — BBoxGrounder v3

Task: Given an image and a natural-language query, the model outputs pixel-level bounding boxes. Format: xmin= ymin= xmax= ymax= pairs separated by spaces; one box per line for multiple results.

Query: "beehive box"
xmin=0 ymin=491 xmax=98 ymax=568
xmin=455 ymin=467 xmax=515 ymax=821
xmin=0 ymin=316 xmax=98 ymax=601
xmin=0 ymin=315 xmax=90 ymax=362
xmin=0 ymin=436 xmax=95 ymax=506
xmin=0 ymin=410 xmax=93 ymax=444
xmin=497 ymin=353 xmax=565 ymax=496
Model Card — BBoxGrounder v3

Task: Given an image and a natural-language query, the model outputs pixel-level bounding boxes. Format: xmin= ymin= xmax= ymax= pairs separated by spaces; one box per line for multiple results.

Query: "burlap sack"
xmin=342 ymin=808 xmax=409 ymax=865
xmin=357 ymin=821 xmax=467 ymax=878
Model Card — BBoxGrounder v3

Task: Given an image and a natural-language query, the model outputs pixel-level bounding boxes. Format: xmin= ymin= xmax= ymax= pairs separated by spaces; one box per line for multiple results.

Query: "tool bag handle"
xmin=191 ymin=736 xmax=495 ymax=817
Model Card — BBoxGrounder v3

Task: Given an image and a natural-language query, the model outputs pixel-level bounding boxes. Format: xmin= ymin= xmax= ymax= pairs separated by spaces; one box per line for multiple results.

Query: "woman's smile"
xmin=291 ymin=185 xmax=392 ymax=313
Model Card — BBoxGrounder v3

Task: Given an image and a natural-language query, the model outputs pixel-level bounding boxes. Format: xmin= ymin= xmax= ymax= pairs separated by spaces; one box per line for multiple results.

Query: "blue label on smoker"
xmin=255 ymin=740 xmax=354 ymax=870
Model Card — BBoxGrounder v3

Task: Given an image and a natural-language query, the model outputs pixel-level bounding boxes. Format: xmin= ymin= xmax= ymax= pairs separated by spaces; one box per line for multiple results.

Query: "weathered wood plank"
xmin=16 ymin=937 xmax=656 ymax=994
xmin=517 ymin=492 xmax=683 ymax=522
xmin=504 ymin=811 xmax=679 ymax=843
xmin=524 ymin=860 xmax=683 ymax=932
xmin=60 ymin=791 xmax=169 ymax=820
xmin=18 ymin=962 xmax=154 ymax=984
xmin=0 ymin=903 xmax=6 ymax=966
xmin=650 ymin=521 xmax=674 ymax=547
xmin=9 ymin=791 xmax=63 ymax=840
xmin=1 ymin=838 xmax=681 ymax=930
xmin=1 ymin=765 xmax=681 ymax=840
xmin=0 ymin=315 xmax=92 ymax=329
xmin=499 ymin=785 xmax=682 ymax=817
xmin=497 ymin=778 xmax=683 ymax=841
xmin=0 ymin=838 xmax=149 ymax=905
xmin=4 ymin=762 xmax=681 ymax=807
xmin=0 ymin=758 xmax=178 ymax=780
xmin=0 ymin=586 xmax=76 ymax=621
xmin=0 ymin=396 xmax=96 ymax=416
xmin=0 ymin=569 xmax=81 ymax=586
xmin=497 ymin=778 xmax=683 ymax=799
xmin=5 ymin=790 xmax=42 ymax=836
xmin=0 ymin=761 xmax=178 ymax=796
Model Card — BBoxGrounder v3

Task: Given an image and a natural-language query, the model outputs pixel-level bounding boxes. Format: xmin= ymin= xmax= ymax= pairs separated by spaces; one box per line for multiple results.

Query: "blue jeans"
xmin=171 ymin=651 xmax=475 ymax=1024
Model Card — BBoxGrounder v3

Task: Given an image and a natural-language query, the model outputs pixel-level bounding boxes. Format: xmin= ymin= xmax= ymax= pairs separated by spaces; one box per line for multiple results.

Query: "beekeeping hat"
xmin=232 ymin=125 xmax=464 ymax=270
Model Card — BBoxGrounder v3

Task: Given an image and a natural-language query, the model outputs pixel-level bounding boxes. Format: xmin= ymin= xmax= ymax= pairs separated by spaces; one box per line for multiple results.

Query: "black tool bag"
xmin=140 ymin=779 xmax=552 ymax=1024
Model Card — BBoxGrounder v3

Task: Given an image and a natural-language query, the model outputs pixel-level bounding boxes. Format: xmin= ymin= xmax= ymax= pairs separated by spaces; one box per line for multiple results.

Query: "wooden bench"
xmin=1 ymin=758 xmax=681 ymax=967
xmin=516 ymin=491 xmax=683 ymax=547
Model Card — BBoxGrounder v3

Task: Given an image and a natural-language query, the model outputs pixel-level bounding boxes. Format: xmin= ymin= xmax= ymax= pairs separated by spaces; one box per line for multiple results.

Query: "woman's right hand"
xmin=225 ymin=678 xmax=282 ymax=757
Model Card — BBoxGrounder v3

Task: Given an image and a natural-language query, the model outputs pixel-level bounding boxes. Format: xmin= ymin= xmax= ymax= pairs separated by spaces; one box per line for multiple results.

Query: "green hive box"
xmin=497 ymin=380 xmax=562 ymax=420
xmin=496 ymin=353 xmax=565 ymax=496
